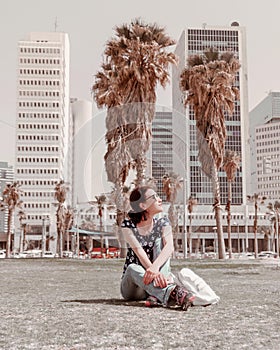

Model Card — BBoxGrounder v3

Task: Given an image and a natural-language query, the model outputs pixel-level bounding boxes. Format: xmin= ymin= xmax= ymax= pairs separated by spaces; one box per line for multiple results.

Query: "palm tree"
xmin=247 ymin=194 xmax=267 ymax=258
xmin=64 ymin=206 xmax=74 ymax=252
xmin=1 ymin=182 xmax=23 ymax=258
xmin=187 ymin=196 xmax=198 ymax=256
xmin=54 ymin=180 xmax=69 ymax=258
xmin=92 ymin=18 xmax=177 ymax=186
xmin=180 ymin=48 xmax=240 ymax=259
xmin=92 ymin=19 xmax=176 ymax=256
xmin=223 ymin=150 xmax=241 ymax=258
xmin=267 ymin=200 xmax=280 ymax=257
xmin=162 ymin=172 xmax=183 ymax=255
xmin=109 ymin=185 xmax=131 ymax=258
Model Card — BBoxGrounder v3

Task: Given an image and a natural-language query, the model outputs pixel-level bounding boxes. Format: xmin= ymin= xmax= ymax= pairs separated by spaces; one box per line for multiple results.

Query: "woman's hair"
xmin=128 ymin=186 xmax=151 ymax=225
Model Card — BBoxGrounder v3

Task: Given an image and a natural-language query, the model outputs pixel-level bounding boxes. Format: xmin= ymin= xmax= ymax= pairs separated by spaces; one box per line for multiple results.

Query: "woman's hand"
xmin=143 ymin=267 xmax=168 ymax=288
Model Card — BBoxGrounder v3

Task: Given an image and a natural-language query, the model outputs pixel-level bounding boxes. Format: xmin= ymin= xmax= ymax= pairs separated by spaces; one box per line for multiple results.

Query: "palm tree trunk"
xmin=254 ymin=203 xmax=258 ymax=258
xmin=6 ymin=208 xmax=12 ymax=258
xmin=211 ymin=166 xmax=226 ymax=259
xmin=227 ymin=182 xmax=233 ymax=259
xmin=135 ymin=153 xmax=147 ymax=186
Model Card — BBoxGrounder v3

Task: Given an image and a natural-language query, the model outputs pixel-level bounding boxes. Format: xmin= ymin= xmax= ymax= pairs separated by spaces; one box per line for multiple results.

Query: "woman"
xmin=120 ymin=186 xmax=195 ymax=310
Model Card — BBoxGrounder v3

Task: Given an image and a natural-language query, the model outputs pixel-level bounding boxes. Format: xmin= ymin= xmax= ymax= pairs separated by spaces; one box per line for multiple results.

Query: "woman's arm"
xmin=143 ymin=224 xmax=174 ymax=287
xmin=121 ymin=227 xmax=152 ymax=269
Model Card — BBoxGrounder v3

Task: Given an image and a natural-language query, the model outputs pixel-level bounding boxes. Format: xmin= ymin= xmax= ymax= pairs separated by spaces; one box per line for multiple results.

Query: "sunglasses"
xmin=145 ymin=193 xmax=160 ymax=201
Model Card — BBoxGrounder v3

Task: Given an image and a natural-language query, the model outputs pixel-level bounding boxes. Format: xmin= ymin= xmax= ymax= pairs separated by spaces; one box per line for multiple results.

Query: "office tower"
xmin=15 ymin=32 xmax=70 ymax=236
xmin=249 ymin=91 xmax=280 ymax=199
xmin=172 ymin=22 xmax=249 ymax=205
xmin=70 ymin=98 xmax=93 ymax=205
xmin=151 ymin=107 xmax=173 ymax=200
xmin=0 ymin=162 xmax=14 ymax=248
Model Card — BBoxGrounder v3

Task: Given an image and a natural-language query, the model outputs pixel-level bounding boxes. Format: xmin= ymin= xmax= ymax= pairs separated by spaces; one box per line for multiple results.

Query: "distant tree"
xmin=247 ymin=194 xmax=267 ymax=258
xmin=17 ymin=209 xmax=26 ymax=253
xmin=180 ymin=48 xmax=240 ymax=259
xmin=1 ymin=182 xmax=24 ymax=258
xmin=223 ymin=150 xmax=241 ymax=258
xmin=267 ymin=200 xmax=280 ymax=257
xmin=64 ymin=206 xmax=74 ymax=252
xmin=162 ymin=172 xmax=183 ymax=255
xmin=187 ymin=196 xmax=198 ymax=256
xmin=54 ymin=180 xmax=70 ymax=258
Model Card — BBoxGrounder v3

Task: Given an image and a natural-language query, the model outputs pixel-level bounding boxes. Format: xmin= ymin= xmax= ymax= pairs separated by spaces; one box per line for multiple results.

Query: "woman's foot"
xmin=167 ymin=285 xmax=196 ymax=310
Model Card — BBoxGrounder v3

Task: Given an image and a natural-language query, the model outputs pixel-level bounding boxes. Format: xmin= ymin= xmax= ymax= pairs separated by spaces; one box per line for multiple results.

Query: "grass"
xmin=0 ymin=258 xmax=280 ymax=349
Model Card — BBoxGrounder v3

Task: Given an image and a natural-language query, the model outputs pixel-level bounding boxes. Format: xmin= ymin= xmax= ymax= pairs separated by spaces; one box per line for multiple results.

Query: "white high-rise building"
xmin=0 ymin=162 xmax=14 ymax=249
xmin=172 ymin=22 xmax=249 ymax=206
xmin=15 ymin=32 xmax=70 ymax=237
xmin=249 ymin=91 xmax=280 ymax=199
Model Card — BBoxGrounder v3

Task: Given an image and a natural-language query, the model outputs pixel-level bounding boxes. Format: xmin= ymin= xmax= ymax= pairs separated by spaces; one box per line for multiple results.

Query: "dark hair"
xmin=128 ymin=186 xmax=150 ymax=224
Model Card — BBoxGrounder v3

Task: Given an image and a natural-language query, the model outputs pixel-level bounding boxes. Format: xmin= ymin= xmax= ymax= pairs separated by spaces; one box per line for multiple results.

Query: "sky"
xmin=1 ymin=0 xmax=280 ymax=169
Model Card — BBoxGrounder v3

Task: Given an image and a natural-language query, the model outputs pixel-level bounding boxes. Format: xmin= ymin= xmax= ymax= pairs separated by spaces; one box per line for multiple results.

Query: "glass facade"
xmin=173 ymin=26 xmax=246 ymax=205
xmin=152 ymin=110 xmax=173 ymax=201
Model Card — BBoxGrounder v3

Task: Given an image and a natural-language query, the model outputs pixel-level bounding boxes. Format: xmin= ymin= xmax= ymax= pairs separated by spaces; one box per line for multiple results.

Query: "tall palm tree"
xmin=267 ymin=200 xmax=280 ymax=257
xmin=187 ymin=196 xmax=198 ymax=256
xmin=2 ymin=182 xmax=23 ymax=258
xmin=92 ymin=18 xmax=176 ymax=255
xmin=162 ymin=172 xmax=183 ymax=255
xmin=247 ymin=194 xmax=267 ymax=258
xmin=92 ymin=18 xmax=177 ymax=186
xmin=54 ymin=180 xmax=69 ymax=258
xmin=223 ymin=150 xmax=241 ymax=258
xmin=180 ymin=48 xmax=240 ymax=259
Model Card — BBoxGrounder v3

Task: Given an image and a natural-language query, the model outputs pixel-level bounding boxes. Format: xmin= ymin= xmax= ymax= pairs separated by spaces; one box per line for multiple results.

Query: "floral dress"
xmin=121 ymin=217 xmax=170 ymax=277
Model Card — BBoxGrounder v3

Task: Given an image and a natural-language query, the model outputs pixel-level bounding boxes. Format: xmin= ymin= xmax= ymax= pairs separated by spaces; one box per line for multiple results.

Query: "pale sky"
xmin=1 ymin=0 xmax=280 ymax=168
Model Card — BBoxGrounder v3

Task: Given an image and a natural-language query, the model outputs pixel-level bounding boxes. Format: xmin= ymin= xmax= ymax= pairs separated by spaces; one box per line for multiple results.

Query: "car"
xmin=0 ymin=250 xmax=6 ymax=259
xmin=18 ymin=251 xmax=29 ymax=258
xmin=43 ymin=251 xmax=55 ymax=258
xmin=258 ymin=251 xmax=277 ymax=259
xmin=62 ymin=251 xmax=73 ymax=258
xmin=11 ymin=252 xmax=20 ymax=258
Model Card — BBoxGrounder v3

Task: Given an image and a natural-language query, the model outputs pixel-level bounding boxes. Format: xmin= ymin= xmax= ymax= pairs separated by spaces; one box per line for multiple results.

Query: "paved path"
xmin=0 ymin=258 xmax=280 ymax=349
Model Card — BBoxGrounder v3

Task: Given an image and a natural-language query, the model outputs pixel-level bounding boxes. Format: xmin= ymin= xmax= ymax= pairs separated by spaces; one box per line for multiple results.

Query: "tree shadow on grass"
xmin=62 ymin=298 xmax=150 ymax=308
xmin=62 ymin=298 xmax=186 ymax=311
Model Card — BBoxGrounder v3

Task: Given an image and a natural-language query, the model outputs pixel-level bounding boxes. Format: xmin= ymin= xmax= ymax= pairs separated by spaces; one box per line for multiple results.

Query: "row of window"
xmin=257 ymin=161 xmax=280 ymax=168
xmin=17 ymin=168 xmax=58 ymax=174
xmin=257 ymin=155 xmax=279 ymax=160
xmin=20 ymin=47 xmax=61 ymax=54
xmin=257 ymin=147 xmax=280 ymax=154
xmin=20 ymin=180 xmax=57 ymax=186
xmin=19 ymin=91 xmax=59 ymax=97
xmin=18 ymin=135 xmax=59 ymax=140
xmin=23 ymin=192 xmax=54 ymax=197
xmin=19 ymin=102 xmax=59 ymax=108
xmin=256 ymin=140 xmax=280 ymax=146
xmin=24 ymin=203 xmax=51 ymax=209
xmin=19 ymin=80 xmax=60 ymax=86
xmin=19 ymin=58 xmax=60 ymax=65
xmin=18 ymin=113 xmax=59 ymax=119
xmin=18 ymin=124 xmax=59 ymax=129
xmin=256 ymin=124 xmax=280 ymax=133
xmin=20 ymin=69 xmax=60 ymax=76
xmin=17 ymin=157 xmax=59 ymax=163
xmin=17 ymin=146 xmax=59 ymax=152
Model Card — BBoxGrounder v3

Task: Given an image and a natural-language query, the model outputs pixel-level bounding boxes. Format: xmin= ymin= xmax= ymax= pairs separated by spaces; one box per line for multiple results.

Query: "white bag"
xmin=176 ymin=268 xmax=220 ymax=306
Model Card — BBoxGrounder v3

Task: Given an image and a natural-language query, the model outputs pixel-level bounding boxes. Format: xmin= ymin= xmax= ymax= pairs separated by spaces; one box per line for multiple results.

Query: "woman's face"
xmin=142 ymin=188 xmax=163 ymax=215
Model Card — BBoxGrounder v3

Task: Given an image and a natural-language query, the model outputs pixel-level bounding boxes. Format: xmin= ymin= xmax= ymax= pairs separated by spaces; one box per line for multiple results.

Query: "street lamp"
xmin=234 ymin=222 xmax=240 ymax=254
xmin=213 ymin=226 xmax=217 ymax=255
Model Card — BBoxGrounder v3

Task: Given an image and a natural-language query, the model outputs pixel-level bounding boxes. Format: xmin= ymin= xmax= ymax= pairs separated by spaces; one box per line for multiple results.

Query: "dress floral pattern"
xmin=121 ymin=217 xmax=170 ymax=277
